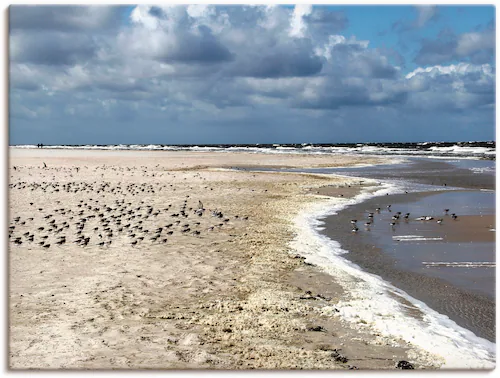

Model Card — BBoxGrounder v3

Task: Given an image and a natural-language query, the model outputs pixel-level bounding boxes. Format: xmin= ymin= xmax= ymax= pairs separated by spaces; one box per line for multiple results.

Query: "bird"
xmin=437 ymin=219 xmax=443 ymax=224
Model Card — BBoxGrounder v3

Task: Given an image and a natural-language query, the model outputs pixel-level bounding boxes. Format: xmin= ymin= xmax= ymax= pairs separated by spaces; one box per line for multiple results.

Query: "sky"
xmin=8 ymin=3 xmax=496 ymax=145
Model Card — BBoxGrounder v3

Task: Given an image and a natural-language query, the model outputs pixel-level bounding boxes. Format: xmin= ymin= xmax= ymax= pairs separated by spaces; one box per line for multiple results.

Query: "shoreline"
xmin=293 ymin=180 xmax=495 ymax=368
xmin=8 ymin=149 xmax=493 ymax=369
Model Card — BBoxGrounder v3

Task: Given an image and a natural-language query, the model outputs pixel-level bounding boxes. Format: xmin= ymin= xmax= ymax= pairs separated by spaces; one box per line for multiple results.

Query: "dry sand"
xmin=8 ymin=149 xmax=441 ymax=370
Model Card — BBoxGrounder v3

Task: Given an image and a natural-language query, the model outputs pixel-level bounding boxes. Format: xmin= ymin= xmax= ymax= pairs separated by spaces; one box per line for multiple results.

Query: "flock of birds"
xmin=9 ymin=174 xmax=249 ymax=250
xmin=350 ymin=205 xmax=458 ymax=233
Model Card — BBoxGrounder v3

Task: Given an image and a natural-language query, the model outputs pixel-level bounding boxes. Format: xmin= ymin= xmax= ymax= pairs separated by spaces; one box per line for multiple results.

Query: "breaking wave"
xmin=11 ymin=141 xmax=495 ymax=159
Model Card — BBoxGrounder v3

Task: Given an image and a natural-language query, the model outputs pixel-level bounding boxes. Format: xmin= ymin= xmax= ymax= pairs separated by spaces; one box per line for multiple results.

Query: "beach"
xmin=8 ymin=148 xmax=491 ymax=370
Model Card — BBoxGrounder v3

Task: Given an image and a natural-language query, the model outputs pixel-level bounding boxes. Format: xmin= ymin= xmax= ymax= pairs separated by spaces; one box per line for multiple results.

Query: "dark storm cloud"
xmin=414 ymin=26 xmax=495 ymax=66
xmin=11 ymin=81 xmax=40 ymax=91
xmin=292 ymin=77 xmax=408 ymax=110
xmin=353 ymin=55 xmax=398 ymax=79
xmin=305 ymin=8 xmax=348 ymax=33
xmin=414 ymin=37 xmax=457 ymax=66
xmin=320 ymin=37 xmax=398 ymax=79
xmin=377 ymin=47 xmax=406 ymax=68
xmin=155 ymin=26 xmax=233 ymax=64
xmin=9 ymin=5 xmax=124 ymax=31
xmin=96 ymin=81 xmax=148 ymax=94
xmin=11 ymin=32 xmax=97 ymax=66
xmin=234 ymin=49 xmax=323 ymax=78
xmin=119 ymin=6 xmax=233 ymax=65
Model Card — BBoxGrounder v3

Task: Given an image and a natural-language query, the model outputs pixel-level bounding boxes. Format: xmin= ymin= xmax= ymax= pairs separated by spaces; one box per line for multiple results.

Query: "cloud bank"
xmin=9 ymin=5 xmax=495 ymax=144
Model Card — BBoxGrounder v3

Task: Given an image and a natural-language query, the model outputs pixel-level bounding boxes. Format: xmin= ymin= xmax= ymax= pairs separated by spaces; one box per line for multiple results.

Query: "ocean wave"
xmin=10 ymin=141 xmax=496 ymax=159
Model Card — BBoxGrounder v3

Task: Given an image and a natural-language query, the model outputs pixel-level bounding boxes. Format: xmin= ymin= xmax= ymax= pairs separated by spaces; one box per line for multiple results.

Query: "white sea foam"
xmin=429 ymin=145 xmax=496 ymax=156
xmin=393 ymin=235 xmax=444 ymax=242
xmin=470 ymin=167 xmax=495 ymax=174
xmin=423 ymin=262 xmax=495 ymax=268
xmin=290 ymin=181 xmax=496 ymax=369
xmin=9 ymin=143 xmax=496 ymax=159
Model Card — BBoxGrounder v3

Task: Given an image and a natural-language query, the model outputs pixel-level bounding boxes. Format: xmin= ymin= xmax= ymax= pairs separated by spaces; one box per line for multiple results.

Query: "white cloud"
xmin=130 ymin=5 xmax=160 ymax=30
xmin=289 ymin=4 xmax=312 ymax=38
xmin=404 ymin=63 xmax=494 ymax=110
xmin=186 ymin=4 xmax=214 ymax=19
xmin=405 ymin=63 xmax=493 ymax=79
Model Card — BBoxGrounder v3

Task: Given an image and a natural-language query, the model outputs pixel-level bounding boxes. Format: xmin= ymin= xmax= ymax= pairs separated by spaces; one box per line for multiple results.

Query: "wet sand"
xmin=418 ymin=214 xmax=495 ymax=243
xmin=8 ymin=149 xmax=443 ymax=370
xmin=321 ymin=189 xmax=495 ymax=342
xmin=329 ymin=158 xmax=495 ymax=191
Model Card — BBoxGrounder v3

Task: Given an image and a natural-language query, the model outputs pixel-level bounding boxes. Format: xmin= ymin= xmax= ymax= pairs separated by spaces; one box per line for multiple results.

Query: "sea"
xmin=11 ymin=141 xmax=496 ymax=159
xmin=10 ymin=141 xmax=496 ymax=368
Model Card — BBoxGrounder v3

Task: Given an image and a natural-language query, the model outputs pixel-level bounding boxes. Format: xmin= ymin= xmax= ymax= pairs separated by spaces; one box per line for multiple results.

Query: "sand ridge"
xmin=9 ymin=149 xmax=440 ymax=370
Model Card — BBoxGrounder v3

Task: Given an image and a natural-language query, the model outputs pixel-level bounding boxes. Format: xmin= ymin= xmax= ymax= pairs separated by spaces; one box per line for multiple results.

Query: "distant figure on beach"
xmin=37 ymin=143 xmax=44 ymax=148
xmin=43 ymin=162 xmax=47 ymax=168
